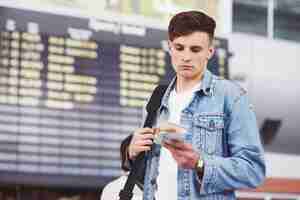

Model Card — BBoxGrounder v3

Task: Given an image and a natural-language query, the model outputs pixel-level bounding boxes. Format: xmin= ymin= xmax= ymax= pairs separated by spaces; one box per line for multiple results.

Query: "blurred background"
xmin=0 ymin=0 xmax=299 ymax=199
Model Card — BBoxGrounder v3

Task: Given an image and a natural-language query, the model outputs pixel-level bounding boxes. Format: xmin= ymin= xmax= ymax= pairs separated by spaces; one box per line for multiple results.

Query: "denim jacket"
xmin=142 ymin=70 xmax=266 ymax=200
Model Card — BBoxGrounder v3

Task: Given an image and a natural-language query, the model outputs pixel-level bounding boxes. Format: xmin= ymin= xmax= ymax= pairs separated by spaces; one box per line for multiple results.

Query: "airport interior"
xmin=0 ymin=0 xmax=300 ymax=199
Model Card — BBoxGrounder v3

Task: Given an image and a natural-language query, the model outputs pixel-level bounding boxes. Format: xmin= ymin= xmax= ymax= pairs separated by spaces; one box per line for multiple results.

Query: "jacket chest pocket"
xmin=193 ymin=115 xmax=224 ymax=155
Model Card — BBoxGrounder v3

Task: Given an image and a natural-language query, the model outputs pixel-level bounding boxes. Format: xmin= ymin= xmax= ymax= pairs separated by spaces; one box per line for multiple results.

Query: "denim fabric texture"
xmin=142 ymin=70 xmax=266 ymax=200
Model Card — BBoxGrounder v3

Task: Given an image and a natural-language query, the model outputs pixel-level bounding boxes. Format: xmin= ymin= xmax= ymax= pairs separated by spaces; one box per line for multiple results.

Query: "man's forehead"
xmin=170 ymin=31 xmax=210 ymax=46
xmin=172 ymin=42 xmax=203 ymax=47
xmin=171 ymin=39 xmax=208 ymax=48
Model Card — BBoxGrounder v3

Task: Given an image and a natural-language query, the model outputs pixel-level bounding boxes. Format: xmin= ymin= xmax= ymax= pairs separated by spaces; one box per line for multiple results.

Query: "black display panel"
xmin=0 ymin=6 xmax=229 ymax=188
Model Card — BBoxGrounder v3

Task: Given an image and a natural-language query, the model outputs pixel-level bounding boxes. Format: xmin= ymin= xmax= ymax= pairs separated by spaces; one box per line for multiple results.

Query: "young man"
xmin=125 ymin=10 xmax=265 ymax=200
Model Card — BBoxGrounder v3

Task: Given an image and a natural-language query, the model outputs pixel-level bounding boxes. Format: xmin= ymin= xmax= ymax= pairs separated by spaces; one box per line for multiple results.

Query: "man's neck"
xmin=176 ymin=78 xmax=201 ymax=93
xmin=176 ymin=73 xmax=204 ymax=94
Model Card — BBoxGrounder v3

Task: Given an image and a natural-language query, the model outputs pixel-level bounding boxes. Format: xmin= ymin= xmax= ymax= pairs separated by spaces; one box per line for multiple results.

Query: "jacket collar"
xmin=199 ymin=69 xmax=214 ymax=96
xmin=161 ymin=69 xmax=215 ymax=108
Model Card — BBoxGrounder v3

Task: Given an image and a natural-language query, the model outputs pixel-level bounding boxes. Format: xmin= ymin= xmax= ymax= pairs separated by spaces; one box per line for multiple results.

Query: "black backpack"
xmin=119 ymin=85 xmax=168 ymax=200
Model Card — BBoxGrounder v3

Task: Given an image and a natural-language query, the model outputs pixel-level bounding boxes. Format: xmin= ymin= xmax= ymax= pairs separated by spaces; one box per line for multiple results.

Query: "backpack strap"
xmin=144 ymin=85 xmax=168 ymax=127
xmin=119 ymin=85 xmax=168 ymax=200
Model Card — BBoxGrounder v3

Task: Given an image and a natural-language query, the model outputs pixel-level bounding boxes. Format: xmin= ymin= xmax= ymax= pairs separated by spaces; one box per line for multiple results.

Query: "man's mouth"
xmin=180 ymin=65 xmax=193 ymax=69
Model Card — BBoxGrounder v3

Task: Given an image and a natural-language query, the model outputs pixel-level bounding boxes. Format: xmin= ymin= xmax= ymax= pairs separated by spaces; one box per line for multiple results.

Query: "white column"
xmin=268 ymin=0 xmax=274 ymax=39
xmin=216 ymin=0 xmax=233 ymax=37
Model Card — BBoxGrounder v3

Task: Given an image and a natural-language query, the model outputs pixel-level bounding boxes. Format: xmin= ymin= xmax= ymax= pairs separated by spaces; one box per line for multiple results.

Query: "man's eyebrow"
xmin=173 ymin=42 xmax=184 ymax=46
xmin=173 ymin=43 xmax=203 ymax=49
xmin=190 ymin=45 xmax=203 ymax=49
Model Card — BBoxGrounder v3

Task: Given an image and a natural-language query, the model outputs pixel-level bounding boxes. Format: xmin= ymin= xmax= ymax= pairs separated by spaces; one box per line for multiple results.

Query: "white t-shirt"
xmin=156 ymin=82 xmax=201 ymax=199
xmin=101 ymin=174 xmax=143 ymax=200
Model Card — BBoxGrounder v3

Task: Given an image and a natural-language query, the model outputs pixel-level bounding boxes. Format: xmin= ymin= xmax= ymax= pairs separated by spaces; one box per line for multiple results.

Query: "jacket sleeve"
xmin=199 ymin=93 xmax=266 ymax=194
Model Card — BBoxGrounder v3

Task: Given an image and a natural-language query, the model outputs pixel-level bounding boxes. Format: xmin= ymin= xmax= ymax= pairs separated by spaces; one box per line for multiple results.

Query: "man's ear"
xmin=207 ymin=46 xmax=215 ymax=60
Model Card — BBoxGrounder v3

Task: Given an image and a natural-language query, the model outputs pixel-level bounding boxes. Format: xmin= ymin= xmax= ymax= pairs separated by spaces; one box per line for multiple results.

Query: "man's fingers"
xmin=136 ymin=139 xmax=153 ymax=146
xmin=163 ymin=139 xmax=185 ymax=150
xmin=139 ymin=133 xmax=155 ymax=140
xmin=163 ymin=142 xmax=194 ymax=158
xmin=163 ymin=144 xmax=184 ymax=161
xmin=135 ymin=146 xmax=151 ymax=153
xmin=129 ymin=129 xmax=155 ymax=159
xmin=135 ymin=128 xmax=154 ymax=135
xmin=163 ymin=139 xmax=188 ymax=150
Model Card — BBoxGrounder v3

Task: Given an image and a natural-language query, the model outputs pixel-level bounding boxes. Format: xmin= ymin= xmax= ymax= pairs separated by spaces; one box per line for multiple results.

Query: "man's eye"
xmin=191 ymin=48 xmax=201 ymax=53
xmin=175 ymin=47 xmax=184 ymax=51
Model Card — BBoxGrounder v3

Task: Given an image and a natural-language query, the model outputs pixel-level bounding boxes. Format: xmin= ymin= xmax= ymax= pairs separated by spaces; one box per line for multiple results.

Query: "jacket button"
xmin=151 ymin=178 xmax=156 ymax=185
xmin=209 ymin=120 xmax=215 ymax=129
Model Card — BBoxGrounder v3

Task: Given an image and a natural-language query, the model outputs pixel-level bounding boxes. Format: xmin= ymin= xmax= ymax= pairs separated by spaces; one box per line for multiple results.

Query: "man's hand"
xmin=128 ymin=128 xmax=156 ymax=160
xmin=163 ymin=139 xmax=200 ymax=169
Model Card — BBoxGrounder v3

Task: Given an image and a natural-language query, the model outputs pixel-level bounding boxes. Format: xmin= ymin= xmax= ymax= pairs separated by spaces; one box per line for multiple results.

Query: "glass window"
xmin=274 ymin=0 xmax=300 ymax=42
xmin=233 ymin=0 xmax=268 ymax=36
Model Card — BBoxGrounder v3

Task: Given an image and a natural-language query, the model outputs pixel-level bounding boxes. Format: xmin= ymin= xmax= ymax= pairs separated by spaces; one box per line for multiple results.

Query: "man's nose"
xmin=181 ymin=51 xmax=192 ymax=62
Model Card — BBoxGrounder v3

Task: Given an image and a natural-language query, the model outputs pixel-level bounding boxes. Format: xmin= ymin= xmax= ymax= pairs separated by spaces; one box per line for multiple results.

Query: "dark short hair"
xmin=168 ymin=10 xmax=216 ymax=43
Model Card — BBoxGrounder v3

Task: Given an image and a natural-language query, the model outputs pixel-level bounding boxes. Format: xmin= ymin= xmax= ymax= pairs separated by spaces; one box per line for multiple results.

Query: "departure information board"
xmin=0 ymin=6 xmax=229 ymax=188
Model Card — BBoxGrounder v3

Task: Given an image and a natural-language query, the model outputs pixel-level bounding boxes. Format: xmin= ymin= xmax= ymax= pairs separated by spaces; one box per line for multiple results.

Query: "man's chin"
xmin=177 ymin=71 xmax=194 ymax=79
xmin=177 ymin=71 xmax=203 ymax=81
